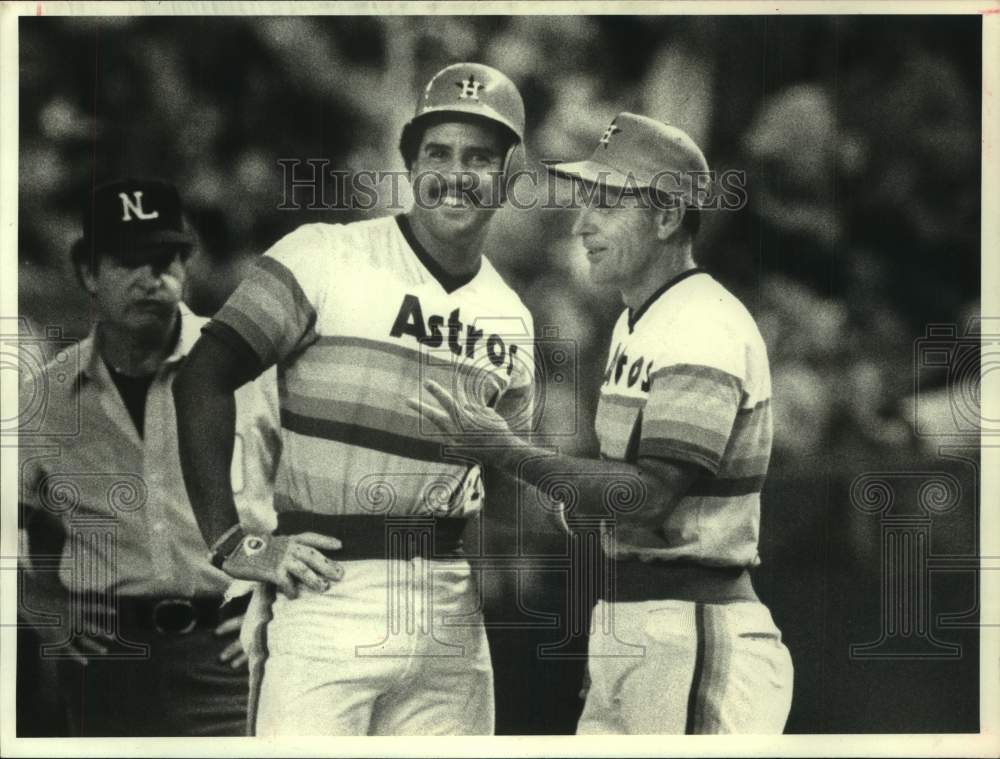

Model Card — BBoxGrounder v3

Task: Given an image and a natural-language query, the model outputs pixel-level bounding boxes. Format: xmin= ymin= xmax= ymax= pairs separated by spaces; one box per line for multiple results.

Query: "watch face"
xmin=243 ymin=536 xmax=267 ymax=556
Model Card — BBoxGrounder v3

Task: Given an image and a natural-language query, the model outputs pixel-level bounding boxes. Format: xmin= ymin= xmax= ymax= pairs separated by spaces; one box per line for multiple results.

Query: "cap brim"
xmin=138 ymin=229 xmax=195 ymax=247
xmin=548 ymin=160 xmax=698 ymax=205
xmin=546 ymin=159 xmax=634 ymax=189
xmin=92 ymin=228 xmax=195 ymax=252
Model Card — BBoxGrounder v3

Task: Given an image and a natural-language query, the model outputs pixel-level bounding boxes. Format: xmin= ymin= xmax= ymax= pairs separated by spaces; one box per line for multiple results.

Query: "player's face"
xmin=83 ymin=245 xmax=189 ymax=332
xmin=409 ymin=121 xmax=506 ymax=241
xmin=571 ymin=192 xmax=662 ymax=290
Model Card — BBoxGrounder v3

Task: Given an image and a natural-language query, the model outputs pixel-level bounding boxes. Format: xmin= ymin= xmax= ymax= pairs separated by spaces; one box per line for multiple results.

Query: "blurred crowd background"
xmin=17 ymin=14 xmax=982 ymax=734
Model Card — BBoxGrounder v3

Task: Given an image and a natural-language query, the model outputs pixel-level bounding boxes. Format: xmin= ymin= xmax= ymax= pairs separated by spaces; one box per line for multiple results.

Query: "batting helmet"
xmin=399 ymin=62 xmax=526 ymax=174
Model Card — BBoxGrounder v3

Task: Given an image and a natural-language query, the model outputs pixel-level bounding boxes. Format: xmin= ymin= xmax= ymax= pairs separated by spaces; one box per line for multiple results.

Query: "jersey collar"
xmin=627 ymin=267 xmax=706 ymax=333
xmin=395 ymin=214 xmax=482 ymax=294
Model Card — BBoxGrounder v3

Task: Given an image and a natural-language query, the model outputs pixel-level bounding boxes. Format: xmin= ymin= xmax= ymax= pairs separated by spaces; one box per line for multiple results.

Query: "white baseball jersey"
xmin=594 ymin=269 xmax=773 ymax=567
xmin=206 ymin=214 xmax=535 ymax=519
xmin=580 ymin=269 xmax=792 ymax=736
xmin=213 ymin=214 xmax=533 ymax=736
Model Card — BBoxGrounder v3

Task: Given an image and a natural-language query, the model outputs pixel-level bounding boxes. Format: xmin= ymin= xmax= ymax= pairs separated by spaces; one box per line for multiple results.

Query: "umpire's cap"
xmin=548 ymin=112 xmax=710 ymax=206
xmin=82 ymin=178 xmax=194 ymax=258
xmin=400 ymin=63 xmax=525 ymax=169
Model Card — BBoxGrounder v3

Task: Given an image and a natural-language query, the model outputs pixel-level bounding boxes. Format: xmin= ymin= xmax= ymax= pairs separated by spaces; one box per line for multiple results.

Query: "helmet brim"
xmin=406 ymin=105 xmax=522 ymax=145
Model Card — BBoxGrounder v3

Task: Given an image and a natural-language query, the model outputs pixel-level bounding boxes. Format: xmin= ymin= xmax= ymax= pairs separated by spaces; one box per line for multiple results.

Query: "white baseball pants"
xmin=577 ymin=599 xmax=793 ymax=734
xmin=242 ymin=557 xmax=493 ymax=736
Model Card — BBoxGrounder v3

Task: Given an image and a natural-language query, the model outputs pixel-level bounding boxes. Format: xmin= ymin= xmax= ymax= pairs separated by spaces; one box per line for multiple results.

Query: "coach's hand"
xmin=221 ymin=533 xmax=344 ymax=600
xmin=409 ymin=379 xmax=520 ymax=448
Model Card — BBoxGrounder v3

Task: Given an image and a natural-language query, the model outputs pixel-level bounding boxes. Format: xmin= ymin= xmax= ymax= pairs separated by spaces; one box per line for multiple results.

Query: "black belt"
xmin=77 ymin=593 xmax=251 ymax=635
xmin=600 ymin=559 xmax=759 ymax=604
xmin=275 ymin=512 xmax=467 ymax=561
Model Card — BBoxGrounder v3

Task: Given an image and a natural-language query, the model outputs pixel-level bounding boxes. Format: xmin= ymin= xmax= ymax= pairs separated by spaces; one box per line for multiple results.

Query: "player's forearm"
xmin=493 ymin=444 xmax=651 ymax=519
xmin=173 ymin=356 xmax=242 ymax=548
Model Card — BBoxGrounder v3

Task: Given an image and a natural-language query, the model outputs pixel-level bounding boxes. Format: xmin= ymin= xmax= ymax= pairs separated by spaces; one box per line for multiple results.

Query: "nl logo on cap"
xmin=118 ymin=190 xmax=160 ymax=223
xmin=85 ymin=178 xmax=192 ymax=254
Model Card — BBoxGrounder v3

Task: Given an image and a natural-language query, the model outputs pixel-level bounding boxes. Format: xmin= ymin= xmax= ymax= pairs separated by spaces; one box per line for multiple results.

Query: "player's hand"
xmin=408 ymin=379 xmax=520 ymax=447
xmin=214 ymin=613 xmax=248 ymax=670
xmin=221 ymin=532 xmax=344 ymax=600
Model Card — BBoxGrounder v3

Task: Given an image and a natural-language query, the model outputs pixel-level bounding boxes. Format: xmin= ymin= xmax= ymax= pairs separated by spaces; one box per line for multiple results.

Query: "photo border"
xmin=1 ymin=2 xmax=997 ymax=756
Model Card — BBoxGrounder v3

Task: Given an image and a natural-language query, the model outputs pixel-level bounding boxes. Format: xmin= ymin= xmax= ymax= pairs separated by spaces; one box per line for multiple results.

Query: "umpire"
xmin=17 ymin=178 xmax=280 ymax=736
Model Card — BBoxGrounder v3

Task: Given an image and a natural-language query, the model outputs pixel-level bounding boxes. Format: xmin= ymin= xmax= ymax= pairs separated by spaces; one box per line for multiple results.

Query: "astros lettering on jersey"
xmin=204 ymin=214 xmax=535 ymax=520
xmin=593 ymin=267 xmax=772 ymax=567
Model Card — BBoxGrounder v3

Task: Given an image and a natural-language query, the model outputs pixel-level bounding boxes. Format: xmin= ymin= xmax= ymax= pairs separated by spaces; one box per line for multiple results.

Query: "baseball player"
xmin=413 ymin=112 xmax=794 ymax=734
xmin=17 ymin=178 xmax=280 ymax=736
xmin=173 ymin=63 xmax=535 ymax=736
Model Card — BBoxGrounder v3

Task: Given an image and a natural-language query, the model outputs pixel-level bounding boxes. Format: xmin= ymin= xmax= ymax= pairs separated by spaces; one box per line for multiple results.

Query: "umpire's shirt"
xmin=20 ymin=303 xmax=279 ymax=600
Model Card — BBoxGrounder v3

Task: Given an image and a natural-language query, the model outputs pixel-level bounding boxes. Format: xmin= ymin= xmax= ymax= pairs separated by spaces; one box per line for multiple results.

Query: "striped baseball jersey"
xmin=204 ymin=214 xmax=535 ymax=518
xmin=593 ymin=268 xmax=772 ymax=567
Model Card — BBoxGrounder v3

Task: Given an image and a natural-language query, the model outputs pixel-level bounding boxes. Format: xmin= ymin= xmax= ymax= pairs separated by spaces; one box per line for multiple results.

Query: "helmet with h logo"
xmin=399 ymin=62 xmax=526 ymax=175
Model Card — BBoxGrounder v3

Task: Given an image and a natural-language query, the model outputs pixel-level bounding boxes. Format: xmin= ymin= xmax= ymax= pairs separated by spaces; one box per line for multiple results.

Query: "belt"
xmin=76 ymin=593 xmax=251 ymax=635
xmin=275 ymin=512 xmax=467 ymax=561
xmin=599 ymin=559 xmax=759 ymax=604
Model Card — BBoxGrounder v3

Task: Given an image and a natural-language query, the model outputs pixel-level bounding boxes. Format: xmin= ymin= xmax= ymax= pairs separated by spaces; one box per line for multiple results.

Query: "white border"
xmin=1 ymin=2 xmax=997 ymax=757
xmin=979 ymin=3 xmax=1000 ymax=751
xmin=5 ymin=0 xmax=1000 ymax=15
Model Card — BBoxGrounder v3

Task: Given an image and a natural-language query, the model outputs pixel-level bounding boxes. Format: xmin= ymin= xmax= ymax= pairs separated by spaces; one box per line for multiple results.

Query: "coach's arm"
xmin=173 ymin=332 xmax=343 ymax=597
xmin=410 ymin=379 xmax=700 ymax=526
xmin=511 ymin=452 xmax=698 ymax=527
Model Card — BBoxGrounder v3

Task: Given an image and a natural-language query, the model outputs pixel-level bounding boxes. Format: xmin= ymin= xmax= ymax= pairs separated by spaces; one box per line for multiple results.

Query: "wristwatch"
xmin=208 ymin=523 xmax=248 ymax=569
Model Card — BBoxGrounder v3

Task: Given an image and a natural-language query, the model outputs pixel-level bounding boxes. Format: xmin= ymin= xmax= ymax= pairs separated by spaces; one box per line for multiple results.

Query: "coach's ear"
xmin=70 ymin=238 xmax=100 ymax=295
xmin=653 ymin=201 xmax=684 ymax=242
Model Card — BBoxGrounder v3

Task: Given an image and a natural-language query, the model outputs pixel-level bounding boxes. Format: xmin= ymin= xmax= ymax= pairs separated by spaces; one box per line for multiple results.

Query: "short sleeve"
xmin=204 ymin=224 xmax=333 ymax=367
xmin=638 ymin=318 xmax=744 ymax=474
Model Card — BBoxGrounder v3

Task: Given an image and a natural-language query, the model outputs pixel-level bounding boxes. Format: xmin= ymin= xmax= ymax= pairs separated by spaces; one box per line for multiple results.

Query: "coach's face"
xmin=409 ymin=121 xmax=506 ymax=242
xmin=82 ymin=245 xmax=189 ymax=333
xmin=572 ymin=191 xmax=662 ymax=290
